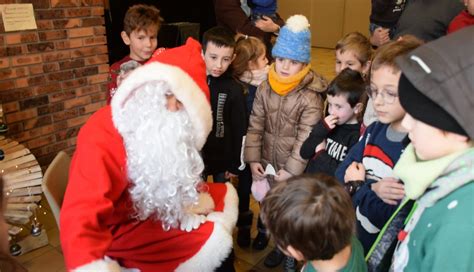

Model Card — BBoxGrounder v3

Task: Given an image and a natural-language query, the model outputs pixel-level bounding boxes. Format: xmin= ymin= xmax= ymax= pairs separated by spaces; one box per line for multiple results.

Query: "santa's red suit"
xmin=60 ymin=39 xmax=238 ymax=272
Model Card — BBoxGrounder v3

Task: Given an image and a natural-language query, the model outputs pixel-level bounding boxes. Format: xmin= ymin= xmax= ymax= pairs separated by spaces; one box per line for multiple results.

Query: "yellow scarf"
xmin=268 ymin=63 xmax=311 ymax=96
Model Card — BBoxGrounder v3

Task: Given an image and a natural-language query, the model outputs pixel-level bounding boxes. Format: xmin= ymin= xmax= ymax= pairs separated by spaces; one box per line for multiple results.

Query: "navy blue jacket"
xmin=335 ymin=122 xmax=406 ymax=254
xmin=249 ymin=0 xmax=277 ymax=16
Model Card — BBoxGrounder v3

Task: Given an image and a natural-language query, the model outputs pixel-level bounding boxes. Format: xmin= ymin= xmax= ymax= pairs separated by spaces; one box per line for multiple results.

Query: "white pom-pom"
xmin=285 ymin=15 xmax=310 ymax=32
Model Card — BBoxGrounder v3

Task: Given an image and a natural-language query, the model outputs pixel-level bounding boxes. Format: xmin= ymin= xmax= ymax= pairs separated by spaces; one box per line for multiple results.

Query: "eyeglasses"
xmin=366 ymin=87 xmax=398 ymax=104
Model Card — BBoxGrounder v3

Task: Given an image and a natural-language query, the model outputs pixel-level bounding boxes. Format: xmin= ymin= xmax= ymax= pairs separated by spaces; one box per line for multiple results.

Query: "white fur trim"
xmin=286 ymin=15 xmax=310 ymax=32
xmin=176 ymin=183 xmax=239 ymax=272
xmin=111 ymin=62 xmax=212 ymax=150
xmin=73 ymin=257 xmax=139 ymax=272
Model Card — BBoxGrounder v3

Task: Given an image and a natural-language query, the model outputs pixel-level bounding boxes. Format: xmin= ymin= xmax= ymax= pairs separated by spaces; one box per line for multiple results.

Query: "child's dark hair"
xmin=335 ymin=32 xmax=372 ymax=65
xmin=261 ymin=174 xmax=355 ymax=261
xmin=202 ymin=26 xmax=236 ymax=53
xmin=123 ymin=4 xmax=162 ymax=35
xmin=232 ymin=35 xmax=266 ymax=78
xmin=327 ymin=68 xmax=367 ymax=108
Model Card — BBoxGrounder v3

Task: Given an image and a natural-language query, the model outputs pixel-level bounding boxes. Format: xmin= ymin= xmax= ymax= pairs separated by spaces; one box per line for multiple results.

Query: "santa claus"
xmin=60 ymin=38 xmax=238 ymax=271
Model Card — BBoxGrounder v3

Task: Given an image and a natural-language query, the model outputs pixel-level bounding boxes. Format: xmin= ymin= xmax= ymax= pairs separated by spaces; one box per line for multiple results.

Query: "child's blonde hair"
xmin=336 ymin=32 xmax=372 ymax=66
xmin=232 ymin=35 xmax=266 ymax=78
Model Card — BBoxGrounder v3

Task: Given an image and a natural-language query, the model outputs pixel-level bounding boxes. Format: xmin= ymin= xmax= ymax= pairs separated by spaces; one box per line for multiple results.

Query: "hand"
xmin=224 ymin=171 xmax=238 ymax=179
xmin=344 ymin=162 xmax=365 ymax=182
xmin=187 ymin=192 xmax=215 ymax=215
xmin=324 ymin=115 xmax=339 ymax=130
xmin=250 ymin=162 xmax=265 ymax=180
xmin=255 ymin=16 xmax=280 ymax=33
xmin=116 ymin=73 xmax=126 ymax=87
xmin=274 ymin=169 xmax=292 ymax=182
xmin=315 ymin=140 xmax=326 ymax=153
xmin=370 ymin=27 xmax=390 ymax=47
xmin=371 ymin=177 xmax=405 ymax=205
xmin=179 ymin=212 xmax=206 ymax=232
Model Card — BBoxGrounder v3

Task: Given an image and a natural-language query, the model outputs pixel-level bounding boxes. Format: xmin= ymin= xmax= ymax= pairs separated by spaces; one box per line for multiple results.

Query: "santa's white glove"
xmin=180 ymin=213 xmax=206 ymax=232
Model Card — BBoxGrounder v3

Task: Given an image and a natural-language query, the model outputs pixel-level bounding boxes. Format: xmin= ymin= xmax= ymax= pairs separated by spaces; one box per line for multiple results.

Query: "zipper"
xmin=272 ymin=94 xmax=284 ymax=168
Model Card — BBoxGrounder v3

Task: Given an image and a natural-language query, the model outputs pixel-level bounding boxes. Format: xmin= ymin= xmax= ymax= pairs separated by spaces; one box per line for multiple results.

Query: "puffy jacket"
xmin=244 ymin=70 xmax=327 ymax=175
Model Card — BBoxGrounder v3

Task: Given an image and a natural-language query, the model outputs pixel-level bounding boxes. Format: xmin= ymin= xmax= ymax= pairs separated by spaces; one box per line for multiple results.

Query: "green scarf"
xmin=394 ymin=144 xmax=474 ymax=202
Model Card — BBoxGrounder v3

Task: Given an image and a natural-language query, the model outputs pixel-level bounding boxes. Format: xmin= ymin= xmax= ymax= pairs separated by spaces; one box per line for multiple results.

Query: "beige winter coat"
xmin=244 ymin=70 xmax=327 ymax=175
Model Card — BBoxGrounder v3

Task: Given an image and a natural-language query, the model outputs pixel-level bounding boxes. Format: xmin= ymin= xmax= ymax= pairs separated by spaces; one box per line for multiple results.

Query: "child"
xmin=334 ymin=36 xmax=423 ymax=254
xmin=334 ymin=32 xmax=375 ymax=132
xmin=233 ymin=35 xmax=270 ymax=114
xmin=107 ymin=4 xmax=162 ymax=104
xmin=447 ymin=0 xmax=474 ymax=34
xmin=391 ymin=26 xmax=474 ymax=271
xmin=248 ymin=0 xmax=278 ymax=23
xmin=201 ymin=26 xmax=247 ymax=185
xmin=261 ymin=174 xmax=367 ymax=272
xmin=231 ymin=34 xmax=270 ymax=248
xmin=244 ymin=14 xmax=327 ymax=269
xmin=300 ymin=68 xmax=366 ymax=176
xmin=335 ymin=32 xmax=372 ymax=77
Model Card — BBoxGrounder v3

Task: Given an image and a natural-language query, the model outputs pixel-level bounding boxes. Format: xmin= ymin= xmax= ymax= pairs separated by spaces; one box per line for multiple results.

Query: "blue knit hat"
xmin=272 ymin=15 xmax=311 ymax=63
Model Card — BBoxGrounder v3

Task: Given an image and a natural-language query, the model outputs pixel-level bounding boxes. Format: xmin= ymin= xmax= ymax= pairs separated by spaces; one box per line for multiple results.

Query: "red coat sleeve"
xmin=60 ymin=107 xmax=128 ymax=270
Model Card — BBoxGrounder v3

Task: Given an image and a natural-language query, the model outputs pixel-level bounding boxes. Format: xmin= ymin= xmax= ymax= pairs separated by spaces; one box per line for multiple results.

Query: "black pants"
xmin=215 ymin=249 xmax=235 ymax=272
xmin=237 ymin=166 xmax=252 ymax=213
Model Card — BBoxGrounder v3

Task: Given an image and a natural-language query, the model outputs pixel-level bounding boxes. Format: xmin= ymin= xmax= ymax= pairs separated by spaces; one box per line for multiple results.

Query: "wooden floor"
xmin=13 ymin=47 xmax=336 ymax=272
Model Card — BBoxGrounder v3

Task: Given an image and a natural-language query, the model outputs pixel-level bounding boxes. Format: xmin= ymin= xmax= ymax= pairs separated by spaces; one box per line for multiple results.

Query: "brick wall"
xmin=0 ymin=0 xmax=108 ymax=168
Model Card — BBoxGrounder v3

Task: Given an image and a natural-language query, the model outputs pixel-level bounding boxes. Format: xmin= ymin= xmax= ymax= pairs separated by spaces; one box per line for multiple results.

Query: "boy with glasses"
xmin=335 ymin=36 xmax=423 ymax=254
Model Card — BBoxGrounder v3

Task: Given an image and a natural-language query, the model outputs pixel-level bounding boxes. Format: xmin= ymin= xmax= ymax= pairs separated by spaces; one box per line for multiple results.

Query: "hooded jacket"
xmin=244 ymin=70 xmax=327 ymax=176
xmin=383 ymin=26 xmax=474 ymax=272
xmin=392 ymin=146 xmax=474 ymax=271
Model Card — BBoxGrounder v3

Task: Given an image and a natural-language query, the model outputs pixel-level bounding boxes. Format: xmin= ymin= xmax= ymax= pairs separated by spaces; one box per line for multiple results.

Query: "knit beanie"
xmin=398 ymin=73 xmax=468 ymax=137
xmin=396 ymin=26 xmax=474 ymax=139
xmin=272 ymin=15 xmax=311 ymax=63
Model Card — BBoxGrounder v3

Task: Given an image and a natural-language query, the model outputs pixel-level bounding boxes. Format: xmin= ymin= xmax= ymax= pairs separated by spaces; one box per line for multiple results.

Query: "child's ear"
xmin=121 ymin=31 xmax=131 ymax=45
xmin=353 ymin=102 xmax=364 ymax=114
xmin=286 ymin=245 xmax=305 ymax=262
xmin=446 ymin=131 xmax=470 ymax=143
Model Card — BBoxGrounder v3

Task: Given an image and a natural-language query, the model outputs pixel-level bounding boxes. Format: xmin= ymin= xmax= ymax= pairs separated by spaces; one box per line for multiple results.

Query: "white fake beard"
xmin=114 ymin=81 xmax=203 ymax=230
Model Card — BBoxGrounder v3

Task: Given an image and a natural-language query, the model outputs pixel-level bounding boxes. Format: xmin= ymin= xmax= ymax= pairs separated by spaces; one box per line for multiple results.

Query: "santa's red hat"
xmin=111 ymin=38 xmax=212 ymax=149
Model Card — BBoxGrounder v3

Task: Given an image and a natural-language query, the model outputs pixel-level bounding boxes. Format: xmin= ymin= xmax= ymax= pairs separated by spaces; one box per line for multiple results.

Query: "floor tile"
xmin=20 ymin=248 xmax=66 ymax=272
xmin=14 ymin=244 xmax=55 ymax=264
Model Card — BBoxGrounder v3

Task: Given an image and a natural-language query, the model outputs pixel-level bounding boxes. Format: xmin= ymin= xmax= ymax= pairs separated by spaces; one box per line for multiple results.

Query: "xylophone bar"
xmin=8 ymin=195 xmax=42 ymax=203
xmin=6 ymin=178 xmax=43 ymax=191
xmin=6 ymin=203 xmax=38 ymax=212
xmin=7 ymin=186 xmax=42 ymax=197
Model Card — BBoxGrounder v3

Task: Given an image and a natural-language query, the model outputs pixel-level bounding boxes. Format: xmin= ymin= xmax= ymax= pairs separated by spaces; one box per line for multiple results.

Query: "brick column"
xmin=0 ymin=0 xmax=109 ymax=168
